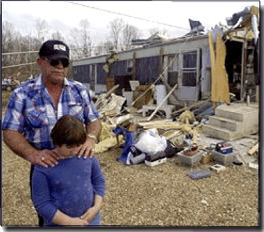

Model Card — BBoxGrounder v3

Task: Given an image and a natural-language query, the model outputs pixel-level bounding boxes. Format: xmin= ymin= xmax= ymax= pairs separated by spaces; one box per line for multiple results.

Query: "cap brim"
xmin=48 ymin=54 xmax=69 ymax=60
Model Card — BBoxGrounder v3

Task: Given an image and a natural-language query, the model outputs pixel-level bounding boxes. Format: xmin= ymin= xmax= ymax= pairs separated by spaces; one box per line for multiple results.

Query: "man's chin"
xmin=50 ymin=75 xmax=64 ymax=84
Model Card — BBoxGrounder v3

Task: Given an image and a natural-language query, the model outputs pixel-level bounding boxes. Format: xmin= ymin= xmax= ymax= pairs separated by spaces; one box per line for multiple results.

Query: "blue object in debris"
xmin=113 ymin=127 xmax=136 ymax=164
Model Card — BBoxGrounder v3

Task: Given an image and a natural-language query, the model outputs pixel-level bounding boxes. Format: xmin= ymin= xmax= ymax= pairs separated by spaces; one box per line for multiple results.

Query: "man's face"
xmin=38 ymin=57 xmax=69 ymax=85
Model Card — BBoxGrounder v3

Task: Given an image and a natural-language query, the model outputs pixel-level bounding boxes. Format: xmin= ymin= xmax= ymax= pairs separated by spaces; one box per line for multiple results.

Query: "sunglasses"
xmin=45 ymin=58 xmax=69 ymax=68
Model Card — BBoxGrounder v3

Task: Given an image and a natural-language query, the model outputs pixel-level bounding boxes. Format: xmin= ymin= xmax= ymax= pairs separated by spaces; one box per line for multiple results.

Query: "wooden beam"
xmin=147 ymin=84 xmax=178 ymax=121
xmin=130 ymin=55 xmax=178 ymax=107
xmin=248 ymin=143 xmax=258 ymax=156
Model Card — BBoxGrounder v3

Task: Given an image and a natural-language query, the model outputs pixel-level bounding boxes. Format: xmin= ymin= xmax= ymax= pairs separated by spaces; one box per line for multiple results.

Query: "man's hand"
xmin=80 ymin=206 xmax=99 ymax=223
xmin=77 ymin=137 xmax=96 ymax=158
xmin=29 ymin=149 xmax=59 ymax=168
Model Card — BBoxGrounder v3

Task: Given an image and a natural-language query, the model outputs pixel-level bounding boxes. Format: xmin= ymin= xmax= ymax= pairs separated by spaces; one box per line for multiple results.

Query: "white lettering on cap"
xmin=54 ymin=44 xmax=66 ymax=51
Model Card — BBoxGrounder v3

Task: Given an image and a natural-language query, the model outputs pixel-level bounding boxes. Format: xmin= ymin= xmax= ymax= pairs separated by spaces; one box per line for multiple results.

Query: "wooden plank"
xmin=130 ymin=55 xmax=178 ymax=107
xmin=248 ymin=143 xmax=258 ymax=156
xmin=171 ymin=98 xmax=211 ymax=116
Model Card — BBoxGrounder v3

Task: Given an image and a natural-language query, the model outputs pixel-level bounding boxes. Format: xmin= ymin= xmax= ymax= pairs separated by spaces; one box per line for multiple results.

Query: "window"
xmin=182 ymin=51 xmax=197 ymax=86
xmin=168 ymin=54 xmax=179 ymax=87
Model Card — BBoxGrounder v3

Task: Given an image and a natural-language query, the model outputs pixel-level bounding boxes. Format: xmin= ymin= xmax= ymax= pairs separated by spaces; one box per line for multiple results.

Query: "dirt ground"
xmin=2 ymin=135 xmax=259 ymax=227
xmin=1 ymin=91 xmax=260 ymax=227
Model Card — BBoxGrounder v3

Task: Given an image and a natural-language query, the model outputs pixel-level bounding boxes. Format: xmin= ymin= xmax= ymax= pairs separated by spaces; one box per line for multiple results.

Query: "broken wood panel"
xmin=211 ymin=32 xmax=230 ymax=103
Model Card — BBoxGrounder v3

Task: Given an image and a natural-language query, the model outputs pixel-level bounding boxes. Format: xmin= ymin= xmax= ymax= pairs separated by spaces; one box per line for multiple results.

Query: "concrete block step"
xmin=202 ymin=124 xmax=242 ymax=141
xmin=215 ymin=104 xmax=259 ymax=122
xmin=208 ymin=116 xmax=242 ymax=132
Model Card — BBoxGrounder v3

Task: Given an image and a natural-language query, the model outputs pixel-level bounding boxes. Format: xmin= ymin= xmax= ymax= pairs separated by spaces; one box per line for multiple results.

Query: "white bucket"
xmin=155 ymin=85 xmax=167 ymax=106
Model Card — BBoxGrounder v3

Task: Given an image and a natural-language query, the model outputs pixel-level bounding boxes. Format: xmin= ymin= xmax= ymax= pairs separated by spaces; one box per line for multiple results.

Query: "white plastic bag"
xmin=134 ymin=129 xmax=167 ymax=155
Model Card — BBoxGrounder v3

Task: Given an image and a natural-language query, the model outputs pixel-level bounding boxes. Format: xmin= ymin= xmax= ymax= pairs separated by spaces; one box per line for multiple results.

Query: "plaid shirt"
xmin=2 ymin=75 xmax=100 ymax=150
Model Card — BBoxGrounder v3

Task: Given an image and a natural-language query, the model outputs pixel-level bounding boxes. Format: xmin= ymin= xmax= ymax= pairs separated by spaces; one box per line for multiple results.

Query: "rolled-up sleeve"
xmin=2 ymin=91 xmax=25 ymax=133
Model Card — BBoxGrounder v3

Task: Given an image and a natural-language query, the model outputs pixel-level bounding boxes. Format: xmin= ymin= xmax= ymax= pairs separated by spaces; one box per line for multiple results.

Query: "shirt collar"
xmin=34 ymin=74 xmax=69 ymax=90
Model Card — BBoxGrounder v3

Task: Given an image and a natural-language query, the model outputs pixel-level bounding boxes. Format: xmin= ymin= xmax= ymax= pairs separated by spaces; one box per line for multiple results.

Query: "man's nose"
xmin=56 ymin=61 xmax=64 ymax=68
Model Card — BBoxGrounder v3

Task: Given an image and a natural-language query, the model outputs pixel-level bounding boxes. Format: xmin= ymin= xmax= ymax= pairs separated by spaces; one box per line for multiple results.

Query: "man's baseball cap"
xmin=39 ymin=40 xmax=70 ymax=60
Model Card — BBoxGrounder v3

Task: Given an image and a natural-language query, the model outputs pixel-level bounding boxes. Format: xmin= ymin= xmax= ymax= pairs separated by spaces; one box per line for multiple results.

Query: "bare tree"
xmin=35 ymin=18 xmax=49 ymax=42
xmin=52 ymin=31 xmax=64 ymax=41
xmin=94 ymin=42 xmax=105 ymax=55
xmin=109 ymin=18 xmax=124 ymax=50
xmin=148 ymin=27 xmax=168 ymax=36
xmin=103 ymin=40 xmax=115 ymax=53
xmin=79 ymin=19 xmax=92 ymax=57
xmin=122 ymin=24 xmax=141 ymax=50
xmin=2 ymin=21 xmax=40 ymax=81
xmin=68 ymin=19 xmax=92 ymax=59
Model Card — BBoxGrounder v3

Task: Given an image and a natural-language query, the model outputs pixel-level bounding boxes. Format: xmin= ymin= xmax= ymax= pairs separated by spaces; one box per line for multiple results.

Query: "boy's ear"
xmin=37 ymin=58 xmax=43 ymax=65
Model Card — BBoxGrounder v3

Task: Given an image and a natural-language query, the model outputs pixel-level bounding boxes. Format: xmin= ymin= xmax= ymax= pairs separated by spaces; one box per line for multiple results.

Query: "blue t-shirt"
xmin=32 ymin=156 xmax=105 ymax=226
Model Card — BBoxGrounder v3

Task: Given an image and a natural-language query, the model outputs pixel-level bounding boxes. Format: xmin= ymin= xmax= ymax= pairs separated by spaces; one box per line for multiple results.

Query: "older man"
xmin=2 ymin=40 xmax=101 ymax=226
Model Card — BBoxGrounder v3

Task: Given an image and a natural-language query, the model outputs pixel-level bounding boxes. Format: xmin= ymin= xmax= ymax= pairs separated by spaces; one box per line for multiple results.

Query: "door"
xmin=178 ymin=50 xmax=200 ymax=101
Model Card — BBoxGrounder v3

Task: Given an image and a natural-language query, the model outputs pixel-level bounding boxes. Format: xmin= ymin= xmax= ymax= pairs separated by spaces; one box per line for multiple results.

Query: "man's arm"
xmin=78 ymin=119 xmax=102 ymax=158
xmin=3 ymin=130 xmax=58 ymax=167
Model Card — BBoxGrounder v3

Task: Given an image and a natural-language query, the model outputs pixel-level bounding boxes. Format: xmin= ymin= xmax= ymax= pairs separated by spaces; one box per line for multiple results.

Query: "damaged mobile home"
xmin=72 ymin=5 xmax=259 ymax=108
xmin=71 ymin=5 xmax=259 ymax=166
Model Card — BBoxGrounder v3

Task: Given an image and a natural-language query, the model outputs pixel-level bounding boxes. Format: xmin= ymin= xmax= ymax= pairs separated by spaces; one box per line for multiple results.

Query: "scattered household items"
xmin=132 ymin=85 xmax=155 ymax=109
xmin=248 ymin=162 xmax=258 ymax=170
xmin=113 ymin=127 xmax=137 ymax=165
xmin=145 ymin=84 xmax=178 ymax=121
xmin=188 ymin=169 xmax=212 ymax=180
xmin=129 ymin=81 xmax=140 ymax=91
xmin=232 ymin=160 xmax=243 ymax=166
xmin=94 ymin=135 xmax=124 ymax=154
xmin=145 ymin=157 xmax=167 ymax=167
xmin=97 ymin=93 xmax=126 ymax=117
xmin=205 ymin=142 xmax=236 ymax=166
xmin=177 ymin=149 xmax=204 ymax=167
xmin=2 ymin=78 xmax=18 ymax=91
xmin=215 ymin=142 xmax=233 ymax=154
xmin=200 ymin=152 xmax=214 ymax=164
xmin=142 ymin=104 xmax=175 ymax=119
xmin=183 ymin=144 xmax=198 ymax=156
xmin=209 ymin=164 xmax=226 ymax=173
xmin=178 ymin=110 xmax=196 ymax=124
xmin=211 ymin=149 xmax=236 ymax=166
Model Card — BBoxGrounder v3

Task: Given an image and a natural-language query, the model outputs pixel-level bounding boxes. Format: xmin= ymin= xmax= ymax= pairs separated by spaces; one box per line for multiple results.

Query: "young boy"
xmin=32 ymin=115 xmax=105 ymax=226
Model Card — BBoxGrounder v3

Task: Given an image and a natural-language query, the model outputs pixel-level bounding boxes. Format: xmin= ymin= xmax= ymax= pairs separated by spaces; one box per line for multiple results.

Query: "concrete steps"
xmin=202 ymin=103 xmax=259 ymax=141
xmin=208 ymin=115 xmax=242 ymax=132
xmin=202 ymin=124 xmax=242 ymax=141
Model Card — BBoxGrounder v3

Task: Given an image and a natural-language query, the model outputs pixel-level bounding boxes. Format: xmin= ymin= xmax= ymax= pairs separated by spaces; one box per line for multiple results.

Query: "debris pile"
xmin=93 ymin=79 xmax=258 ymax=172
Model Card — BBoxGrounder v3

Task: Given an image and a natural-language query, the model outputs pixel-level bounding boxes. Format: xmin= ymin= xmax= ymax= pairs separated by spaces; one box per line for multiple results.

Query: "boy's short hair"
xmin=51 ymin=115 xmax=86 ymax=147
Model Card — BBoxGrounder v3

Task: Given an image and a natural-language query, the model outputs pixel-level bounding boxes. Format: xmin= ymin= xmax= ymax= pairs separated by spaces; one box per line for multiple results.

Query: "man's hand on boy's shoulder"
xmin=77 ymin=137 xmax=96 ymax=159
xmin=29 ymin=149 xmax=59 ymax=168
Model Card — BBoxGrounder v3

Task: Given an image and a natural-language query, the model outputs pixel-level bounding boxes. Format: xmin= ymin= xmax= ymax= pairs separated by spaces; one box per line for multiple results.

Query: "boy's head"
xmin=51 ymin=115 xmax=86 ymax=148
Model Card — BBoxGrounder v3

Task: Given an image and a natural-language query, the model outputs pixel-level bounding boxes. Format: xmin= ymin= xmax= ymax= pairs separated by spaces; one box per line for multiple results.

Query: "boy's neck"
xmin=54 ymin=147 xmax=76 ymax=160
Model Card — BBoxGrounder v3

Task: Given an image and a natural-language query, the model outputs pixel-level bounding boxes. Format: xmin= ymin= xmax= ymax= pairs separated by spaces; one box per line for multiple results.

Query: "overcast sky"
xmin=2 ymin=1 xmax=260 ymax=45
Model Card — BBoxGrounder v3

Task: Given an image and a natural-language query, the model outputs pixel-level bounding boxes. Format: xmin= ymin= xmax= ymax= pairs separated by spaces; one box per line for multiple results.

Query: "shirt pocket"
xmin=26 ymin=107 xmax=48 ymax=128
xmin=68 ymin=102 xmax=84 ymax=122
